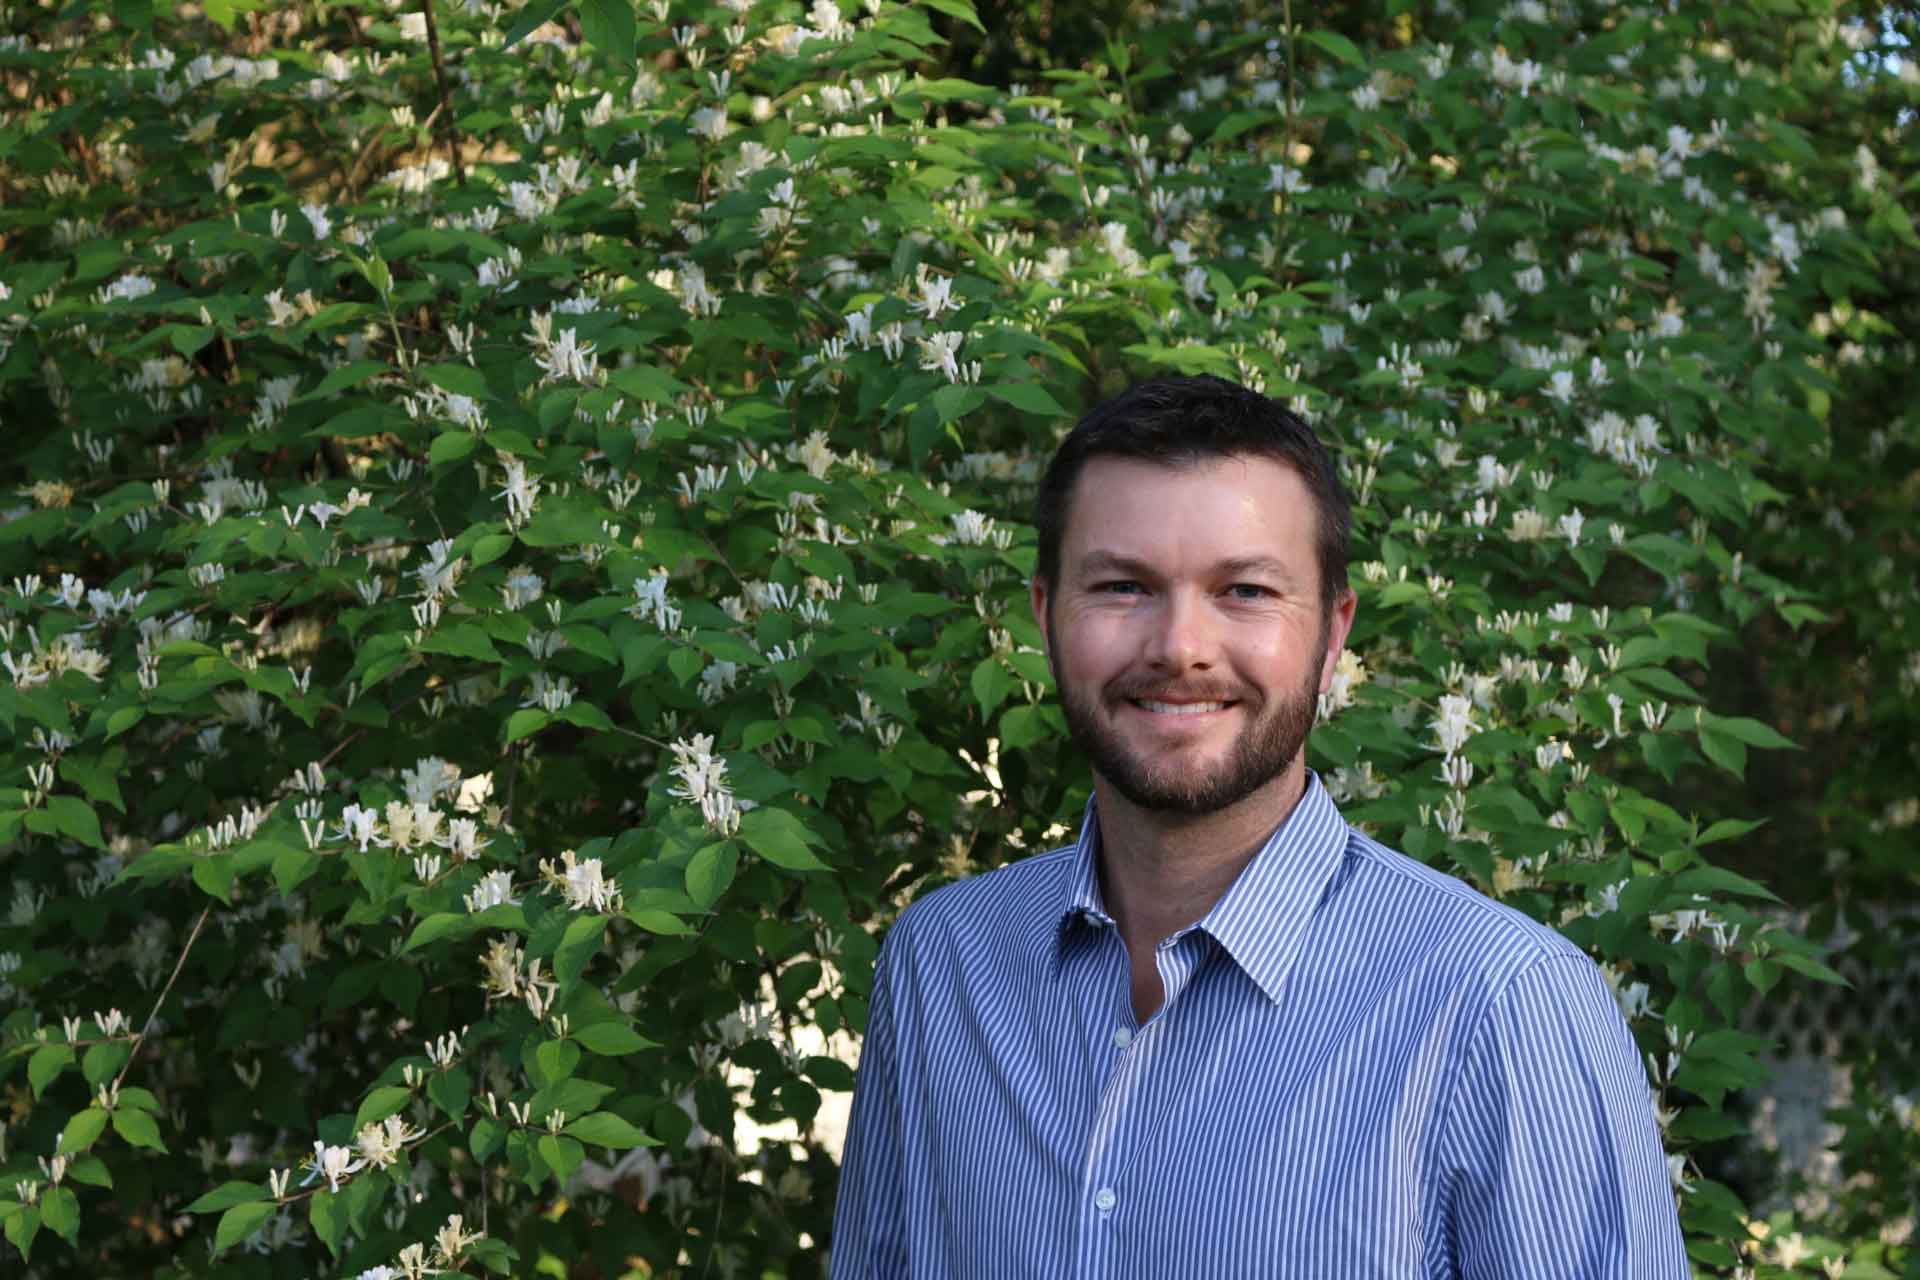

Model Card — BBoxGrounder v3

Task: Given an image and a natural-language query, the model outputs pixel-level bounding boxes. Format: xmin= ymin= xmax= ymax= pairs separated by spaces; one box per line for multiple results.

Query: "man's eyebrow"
xmin=1073 ymin=551 xmax=1301 ymax=581
xmin=1075 ymin=550 xmax=1155 ymax=578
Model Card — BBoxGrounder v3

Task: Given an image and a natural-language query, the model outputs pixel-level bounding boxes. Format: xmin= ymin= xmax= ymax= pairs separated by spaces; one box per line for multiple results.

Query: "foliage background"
xmin=0 ymin=0 xmax=1915 ymax=1275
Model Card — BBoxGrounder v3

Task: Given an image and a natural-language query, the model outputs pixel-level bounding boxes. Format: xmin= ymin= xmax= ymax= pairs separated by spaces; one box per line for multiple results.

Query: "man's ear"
xmin=1318 ymin=588 xmax=1358 ymax=692
xmin=1031 ymin=575 xmax=1054 ymax=656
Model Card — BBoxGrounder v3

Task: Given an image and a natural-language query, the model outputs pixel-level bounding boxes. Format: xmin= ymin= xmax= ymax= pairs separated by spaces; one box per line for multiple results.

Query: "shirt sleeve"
xmin=828 ymin=931 xmax=910 ymax=1279
xmin=1436 ymin=954 xmax=1689 ymax=1279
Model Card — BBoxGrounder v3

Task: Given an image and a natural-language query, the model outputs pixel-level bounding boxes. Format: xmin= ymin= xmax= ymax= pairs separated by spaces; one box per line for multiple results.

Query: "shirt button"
xmin=1094 ymin=1187 xmax=1117 ymax=1213
xmin=1111 ymin=1026 xmax=1133 ymax=1049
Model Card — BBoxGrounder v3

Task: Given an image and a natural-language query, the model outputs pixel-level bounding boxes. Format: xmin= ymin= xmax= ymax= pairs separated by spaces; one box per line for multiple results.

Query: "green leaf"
xmin=404 ymin=912 xmax=477 ymax=953
xmin=918 ymin=0 xmax=986 ymax=32
xmin=970 ymin=658 xmax=1014 ymax=716
xmin=1696 ymin=818 xmax=1765 ymax=847
xmin=469 ymin=1117 xmax=505 ymax=1162
xmin=576 ymin=0 xmax=637 ymax=66
xmin=472 ymin=533 xmax=514 ymax=568
xmin=28 ymin=1044 xmax=73 ymax=1098
xmin=38 ymin=1187 xmax=78 ymax=1244
xmin=1702 ymin=714 xmax=1797 ymax=750
xmin=624 ymin=907 xmax=694 ymax=935
xmin=537 ymin=1133 xmax=586 ymax=1184
xmin=429 ymin=431 xmax=478 ymax=467
xmin=65 ymin=1155 xmax=112 ymax=1189
xmin=61 ymin=1107 xmax=109 ymax=1154
xmin=986 ymin=382 xmax=1068 ymax=418
xmin=192 ymin=854 xmax=236 ymax=904
xmin=428 ymin=1066 xmax=471 ymax=1123
xmin=564 ymin=1111 xmax=659 ymax=1149
xmin=573 ymin=1020 xmax=657 ymax=1056
xmin=294 ymin=358 xmax=390 ymax=404
xmin=504 ymin=0 xmax=566 ymax=46
xmin=81 ymin=1040 xmax=130 ymax=1086
xmin=420 ymin=362 xmax=491 ymax=400
xmin=45 ymin=795 xmax=103 ymax=847
xmin=354 ymin=1086 xmax=413 ymax=1131
xmin=184 ymin=1181 xmax=271 ymax=1214
xmin=1696 ymin=723 xmax=1746 ymax=779
xmin=309 ymin=1189 xmax=344 ymax=1256
xmin=1775 ymin=951 xmax=1848 ymax=986
xmin=533 ymin=1039 xmax=581 ymax=1088
xmin=739 ymin=807 xmax=829 ymax=872
xmin=554 ymin=914 xmax=605 ymax=989
xmin=504 ymin=708 xmax=549 ymax=743
xmin=112 ymin=1107 xmax=167 ymax=1152
xmin=4 ymin=1204 xmax=39 ymax=1262
xmin=998 ymin=703 xmax=1049 ymax=750
xmin=685 ymin=841 xmax=738 ymax=909
xmin=1303 ymin=29 xmax=1365 ymax=67
xmin=213 ymin=1200 xmax=277 ymax=1254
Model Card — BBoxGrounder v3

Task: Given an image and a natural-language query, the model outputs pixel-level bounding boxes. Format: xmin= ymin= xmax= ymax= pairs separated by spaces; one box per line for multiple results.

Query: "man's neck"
xmin=1094 ymin=764 xmax=1309 ymax=954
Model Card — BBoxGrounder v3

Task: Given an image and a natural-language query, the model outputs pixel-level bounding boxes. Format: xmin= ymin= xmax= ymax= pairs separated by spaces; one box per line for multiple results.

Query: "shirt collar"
xmin=1053 ymin=772 xmax=1352 ymax=1004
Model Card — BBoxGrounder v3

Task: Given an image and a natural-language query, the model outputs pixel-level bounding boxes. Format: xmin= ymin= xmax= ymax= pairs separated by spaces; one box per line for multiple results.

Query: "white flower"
xmin=306 ymin=1141 xmax=366 ymax=1192
xmin=627 ymin=570 xmax=680 ymax=631
xmin=542 ymin=850 xmax=621 ymax=913
xmin=355 ymin=1114 xmax=420 ymax=1168
xmin=501 ymin=571 xmax=544 ymax=610
xmin=397 ymin=12 xmax=428 ymax=40
xmin=301 ymin=203 xmax=332 ymax=240
xmin=916 ymin=331 xmax=965 ymax=383
xmin=1351 ymin=83 xmax=1382 ymax=110
xmin=945 ymin=510 xmax=995 ymax=546
xmin=1431 ymin=693 xmax=1479 ymax=755
xmin=336 ymin=804 xmax=385 ymax=852
xmin=96 ymin=272 xmax=156 ymax=305
xmin=466 ymin=870 xmax=516 ymax=913
xmin=496 ymin=456 xmax=540 ymax=528
xmin=1558 ymin=509 xmax=1586 ymax=545
xmin=912 ymin=273 xmax=956 ymax=320
xmin=1267 ymin=163 xmax=1310 ymax=193
xmin=669 ymin=734 xmax=742 ymax=836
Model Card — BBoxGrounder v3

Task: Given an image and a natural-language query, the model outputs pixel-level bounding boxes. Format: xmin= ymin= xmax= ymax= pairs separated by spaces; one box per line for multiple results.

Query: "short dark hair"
xmin=1034 ymin=375 xmax=1350 ymax=609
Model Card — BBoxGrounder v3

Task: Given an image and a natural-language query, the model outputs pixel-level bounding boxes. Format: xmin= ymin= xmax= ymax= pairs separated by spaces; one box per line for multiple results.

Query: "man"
xmin=830 ymin=376 xmax=1687 ymax=1277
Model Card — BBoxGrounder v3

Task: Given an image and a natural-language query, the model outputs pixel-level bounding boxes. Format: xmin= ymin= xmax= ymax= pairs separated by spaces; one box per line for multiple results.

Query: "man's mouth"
xmin=1131 ymin=699 xmax=1234 ymax=715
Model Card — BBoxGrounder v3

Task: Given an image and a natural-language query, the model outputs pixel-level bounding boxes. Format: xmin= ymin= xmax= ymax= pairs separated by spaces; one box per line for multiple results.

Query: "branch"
xmin=113 ymin=903 xmax=212 ymax=1093
xmin=421 ymin=0 xmax=467 ymax=188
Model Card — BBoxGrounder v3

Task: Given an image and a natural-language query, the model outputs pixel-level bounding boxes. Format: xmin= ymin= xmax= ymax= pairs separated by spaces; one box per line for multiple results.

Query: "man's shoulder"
xmin=885 ymin=843 xmax=1079 ymax=955
xmin=1340 ymin=827 xmax=1584 ymax=970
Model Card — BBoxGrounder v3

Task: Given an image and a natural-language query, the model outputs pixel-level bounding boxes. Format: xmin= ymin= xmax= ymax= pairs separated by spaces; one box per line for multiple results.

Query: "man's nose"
xmin=1145 ymin=590 xmax=1215 ymax=672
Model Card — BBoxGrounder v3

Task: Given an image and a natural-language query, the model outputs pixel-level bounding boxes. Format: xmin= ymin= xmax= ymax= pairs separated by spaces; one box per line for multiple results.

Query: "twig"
xmin=421 ymin=0 xmax=467 ymax=187
xmin=113 ymin=903 xmax=212 ymax=1092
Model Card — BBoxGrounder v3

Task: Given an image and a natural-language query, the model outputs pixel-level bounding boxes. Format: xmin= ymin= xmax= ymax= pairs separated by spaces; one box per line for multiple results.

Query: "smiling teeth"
xmin=1137 ymin=700 xmax=1228 ymax=714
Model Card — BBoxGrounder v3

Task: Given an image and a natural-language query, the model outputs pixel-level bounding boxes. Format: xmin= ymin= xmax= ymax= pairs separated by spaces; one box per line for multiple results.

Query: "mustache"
xmin=1106 ymin=680 xmax=1252 ymax=703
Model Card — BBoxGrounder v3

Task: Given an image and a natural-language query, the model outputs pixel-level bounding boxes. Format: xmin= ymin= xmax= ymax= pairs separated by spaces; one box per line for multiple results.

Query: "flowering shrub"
xmin=0 ymin=0 xmax=1915 ymax=1276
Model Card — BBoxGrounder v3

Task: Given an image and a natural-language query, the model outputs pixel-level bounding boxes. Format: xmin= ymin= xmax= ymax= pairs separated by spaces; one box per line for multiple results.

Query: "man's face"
xmin=1032 ymin=454 xmax=1355 ymax=817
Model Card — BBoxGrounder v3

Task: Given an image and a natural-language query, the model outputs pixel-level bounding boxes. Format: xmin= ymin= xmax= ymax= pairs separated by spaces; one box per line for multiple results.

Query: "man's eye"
xmin=1095 ymin=581 xmax=1143 ymax=595
xmin=1226 ymin=584 xmax=1270 ymax=601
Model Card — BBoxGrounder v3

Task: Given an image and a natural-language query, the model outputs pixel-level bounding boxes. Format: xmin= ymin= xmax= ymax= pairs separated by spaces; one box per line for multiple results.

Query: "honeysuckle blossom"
xmin=96 ymin=272 xmax=156 ymax=304
xmin=541 ymin=849 xmax=621 ymax=913
xmin=335 ymin=804 xmax=385 ymax=852
xmin=305 ymin=1140 xmax=367 ymax=1192
xmin=669 ymin=734 xmax=742 ymax=836
xmin=917 ymin=330 xmax=966 ymax=382
xmin=1432 ymin=693 xmax=1479 ymax=755
xmin=356 ymin=1114 xmax=422 ymax=1168
xmin=496 ymin=457 xmax=539 ymax=529
xmin=1318 ymin=649 xmax=1367 ymax=718
xmin=465 ymin=870 xmax=516 ymax=913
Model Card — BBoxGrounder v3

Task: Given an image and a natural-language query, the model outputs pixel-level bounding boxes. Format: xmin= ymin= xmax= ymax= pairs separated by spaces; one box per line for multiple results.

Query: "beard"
xmin=1051 ymin=618 xmax=1326 ymax=817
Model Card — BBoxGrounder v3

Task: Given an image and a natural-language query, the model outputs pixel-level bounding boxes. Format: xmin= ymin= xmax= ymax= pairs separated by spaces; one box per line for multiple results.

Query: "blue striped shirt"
xmin=830 ymin=774 xmax=1687 ymax=1277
